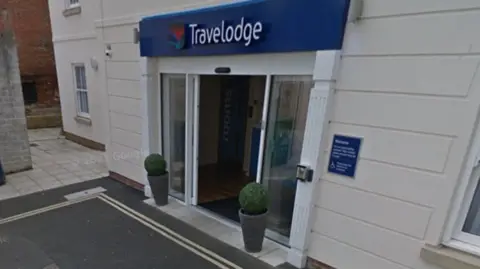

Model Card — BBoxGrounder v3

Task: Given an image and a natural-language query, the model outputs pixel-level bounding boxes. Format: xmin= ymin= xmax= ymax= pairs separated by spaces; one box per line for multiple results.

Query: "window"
xmin=452 ymin=162 xmax=480 ymax=249
xmin=445 ymin=126 xmax=480 ymax=255
xmin=463 ymin=172 xmax=480 ymax=236
xmin=68 ymin=0 xmax=80 ymax=7
xmin=73 ymin=64 xmax=89 ymax=117
xmin=21 ymin=79 xmax=37 ymax=105
xmin=63 ymin=0 xmax=81 ymax=16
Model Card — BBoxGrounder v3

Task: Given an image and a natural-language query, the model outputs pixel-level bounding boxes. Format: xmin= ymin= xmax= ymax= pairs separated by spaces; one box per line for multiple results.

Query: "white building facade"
xmin=49 ymin=0 xmax=480 ymax=269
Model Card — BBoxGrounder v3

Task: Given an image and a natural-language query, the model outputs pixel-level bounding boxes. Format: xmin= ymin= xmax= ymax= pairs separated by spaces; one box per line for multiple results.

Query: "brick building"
xmin=2 ymin=0 xmax=61 ymax=129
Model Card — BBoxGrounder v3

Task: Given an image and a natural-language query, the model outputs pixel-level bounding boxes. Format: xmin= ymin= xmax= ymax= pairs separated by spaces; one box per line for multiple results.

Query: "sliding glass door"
xmin=260 ymin=76 xmax=314 ymax=238
xmin=162 ymin=74 xmax=187 ymax=201
xmin=161 ymin=74 xmax=199 ymax=204
xmin=160 ymin=72 xmax=313 ymax=240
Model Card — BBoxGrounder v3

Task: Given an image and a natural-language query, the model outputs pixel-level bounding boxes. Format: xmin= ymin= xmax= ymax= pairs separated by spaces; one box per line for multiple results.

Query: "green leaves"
xmin=239 ymin=182 xmax=268 ymax=215
xmin=144 ymin=153 xmax=167 ymax=176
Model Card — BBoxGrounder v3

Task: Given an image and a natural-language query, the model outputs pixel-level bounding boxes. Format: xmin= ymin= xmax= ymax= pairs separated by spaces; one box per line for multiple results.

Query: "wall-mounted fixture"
xmin=296 ymin=164 xmax=313 ymax=182
xmin=133 ymin=28 xmax=140 ymax=44
xmin=105 ymin=44 xmax=112 ymax=58
xmin=214 ymin=67 xmax=231 ymax=74
xmin=347 ymin=0 xmax=364 ymax=24
xmin=90 ymin=57 xmax=99 ymax=71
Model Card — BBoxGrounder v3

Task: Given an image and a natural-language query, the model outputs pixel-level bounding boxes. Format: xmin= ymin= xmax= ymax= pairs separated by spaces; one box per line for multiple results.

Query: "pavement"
xmin=0 ymin=128 xmax=108 ymax=200
xmin=0 ymin=178 xmax=278 ymax=269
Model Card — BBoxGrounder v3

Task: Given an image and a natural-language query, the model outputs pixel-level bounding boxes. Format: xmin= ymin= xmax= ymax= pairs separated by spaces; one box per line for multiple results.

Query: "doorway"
xmin=160 ymin=72 xmax=314 ymax=243
xmin=197 ymin=75 xmax=266 ymax=222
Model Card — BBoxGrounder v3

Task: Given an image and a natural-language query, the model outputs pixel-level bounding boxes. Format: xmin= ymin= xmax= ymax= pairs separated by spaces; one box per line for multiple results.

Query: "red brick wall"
xmin=0 ymin=0 xmax=59 ymax=106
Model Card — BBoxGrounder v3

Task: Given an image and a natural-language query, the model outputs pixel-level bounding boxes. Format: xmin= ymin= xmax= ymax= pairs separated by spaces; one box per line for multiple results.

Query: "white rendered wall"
xmin=50 ymin=0 xmax=240 ymax=183
xmin=100 ymin=0 xmax=242 ymax=184
xmin=308 ymin=1 xmax=480 ymax=269
xmin=99 ymin=0 xmax=237 ymax=25
xmin=49 ymin=2 xmax=480 ymax=269
xmin=48 ymin=0 xmax=106 ymax=145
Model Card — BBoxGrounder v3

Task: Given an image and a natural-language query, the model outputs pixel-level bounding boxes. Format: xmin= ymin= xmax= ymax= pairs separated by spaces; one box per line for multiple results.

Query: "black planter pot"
xmin=147 ymin=173 xmax=169 ymax=206
xmin=239 ymin=209 xmax=268 ymax=253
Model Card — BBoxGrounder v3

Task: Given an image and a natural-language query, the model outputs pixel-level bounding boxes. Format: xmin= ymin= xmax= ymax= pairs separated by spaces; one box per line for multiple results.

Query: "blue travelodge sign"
xmin=139 ymin=0 xmax=351 ymax=57
xmin=189 ymin=17 xmax=263 ymax=47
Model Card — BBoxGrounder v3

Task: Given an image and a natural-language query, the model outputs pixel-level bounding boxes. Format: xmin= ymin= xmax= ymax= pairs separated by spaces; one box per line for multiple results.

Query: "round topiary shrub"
xmin=144 ymin=153 xmax=167 ymax=176
xmin=239 ymin=183 xmax=268 ymax=215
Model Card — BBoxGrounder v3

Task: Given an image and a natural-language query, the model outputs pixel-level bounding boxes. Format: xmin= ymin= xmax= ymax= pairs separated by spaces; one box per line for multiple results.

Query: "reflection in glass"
xmin=463 ymin=166 xmax=480 ymax=235
xmin=262 ymin=76 xmax=313 ymax=237
xmin=162 ymin=74 xmax=186 ymax=200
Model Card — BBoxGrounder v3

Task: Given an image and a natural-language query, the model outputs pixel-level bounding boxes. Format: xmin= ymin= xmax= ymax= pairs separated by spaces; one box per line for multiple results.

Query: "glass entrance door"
xmin=161 ymin=73 xmax=313 ymax=241
xmin=260 ymin=76 xmax=314 ymax=238
xmin=161 ymin=74 xmax=199 ymax=204
xmin=162 ymin=74 xmax=187 ymax=201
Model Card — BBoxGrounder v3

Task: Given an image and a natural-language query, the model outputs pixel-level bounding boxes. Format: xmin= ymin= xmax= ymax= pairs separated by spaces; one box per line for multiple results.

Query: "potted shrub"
xmin=144 ymin=153 xmax=169 ymax=206
xmin=238 ymin=182 xmax=269 ymax=253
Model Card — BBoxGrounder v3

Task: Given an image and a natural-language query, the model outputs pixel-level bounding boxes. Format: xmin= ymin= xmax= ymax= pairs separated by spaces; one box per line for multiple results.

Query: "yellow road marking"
xmin=98 ymin=196 xmax=235 ymax=269
xmin=99 ymin=193 xmax=243 ymax=269
xmin=0 ymin=195 xmax=99 ymax=225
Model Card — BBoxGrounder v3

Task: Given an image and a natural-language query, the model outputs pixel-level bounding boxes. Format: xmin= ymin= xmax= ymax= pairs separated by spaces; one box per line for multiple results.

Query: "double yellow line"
xmin=0 ymin=195 xmax=97 ymax=225
xmin=97 ymin=194 xmax=242 ymax=269
xmin=0 ymin=192 xmax=242 ymax=269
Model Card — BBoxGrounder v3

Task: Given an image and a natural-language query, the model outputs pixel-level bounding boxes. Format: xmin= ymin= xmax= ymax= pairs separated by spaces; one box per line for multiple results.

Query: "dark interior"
xmin=197 ymin=75 xmax=265 ymax=222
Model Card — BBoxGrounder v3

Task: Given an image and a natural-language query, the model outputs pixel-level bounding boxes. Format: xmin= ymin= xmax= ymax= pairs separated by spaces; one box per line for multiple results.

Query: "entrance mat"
xmin=0 ymin=195 xmax=235 ymax=269
xmin=200 ymin=197 xmax=241 ymax=223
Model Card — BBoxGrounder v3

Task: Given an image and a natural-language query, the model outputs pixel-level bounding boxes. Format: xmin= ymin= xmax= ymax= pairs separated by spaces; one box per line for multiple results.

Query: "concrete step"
xmin=25 ymin=106 xmax=62 ymax=118
xmin=26 ymin=114 xmax=62 ymax=129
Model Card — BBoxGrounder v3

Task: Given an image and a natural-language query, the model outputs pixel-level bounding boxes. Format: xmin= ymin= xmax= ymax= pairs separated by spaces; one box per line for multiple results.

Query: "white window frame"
xmin=443 ymin=120 xmax=480 ymax=256
xmin=67 ymin=0 xmax=80 ymax=8
xmin=72 ymin=63 xmax=89 ymax=118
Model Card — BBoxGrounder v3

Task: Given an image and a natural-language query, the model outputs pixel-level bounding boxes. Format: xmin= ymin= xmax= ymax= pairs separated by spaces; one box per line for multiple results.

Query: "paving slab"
xmin=0 ymin=128 xmax=108 ymax=201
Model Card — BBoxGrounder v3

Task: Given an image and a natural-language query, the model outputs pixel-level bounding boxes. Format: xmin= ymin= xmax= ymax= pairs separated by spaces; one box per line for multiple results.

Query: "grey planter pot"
xmin=147 ymin=173 xmax=169 ymax=206
xmin=239 ymin=209 xmax=268 ymax=253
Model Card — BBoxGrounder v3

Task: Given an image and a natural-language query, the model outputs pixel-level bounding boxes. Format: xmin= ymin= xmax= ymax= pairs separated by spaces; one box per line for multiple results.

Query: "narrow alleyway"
xmin=0 ymin=128 xmax=108 ymax=200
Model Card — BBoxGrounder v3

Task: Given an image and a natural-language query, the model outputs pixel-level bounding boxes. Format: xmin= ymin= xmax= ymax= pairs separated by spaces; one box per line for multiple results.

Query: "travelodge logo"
xmin=168 ymin=24 xmax=186 ymax=49
xmin=169 ymin=17 xmax=263 ymax=50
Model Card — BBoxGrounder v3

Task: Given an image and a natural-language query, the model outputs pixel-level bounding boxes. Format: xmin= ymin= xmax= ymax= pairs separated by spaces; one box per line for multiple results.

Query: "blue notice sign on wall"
xmin=327 ymin=135 xmax=362 ymax=178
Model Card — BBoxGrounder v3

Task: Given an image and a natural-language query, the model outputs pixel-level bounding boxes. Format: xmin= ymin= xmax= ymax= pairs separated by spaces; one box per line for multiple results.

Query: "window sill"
xmin=74 ymin=116 xmax=91 ymax=126
xmin=63 ymin=6 xmax=81 ymax=17
xmin=421 ymin=244 xmax=480 ymax=269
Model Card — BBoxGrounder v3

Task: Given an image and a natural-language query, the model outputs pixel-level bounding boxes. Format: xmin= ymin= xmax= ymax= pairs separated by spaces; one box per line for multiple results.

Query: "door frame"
xmin=160 ymin=73 xmax=190 ymax=202
xmin=255 ymin=75 xmax=272 ymax=184
xmin=160 ymin=73 xmax=200 ymax=206
xmin=158 ymin=52 xmax=318 ymax=215
xmin=191 ymin=73 xmax=316 ymax=246
xmin=158 ymin=52 xmax=316 ymax=207
xmin=191 ymin=74 xmax=200 ymax=206
xmin=143 ymin=50 xmax=341 ymax=268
